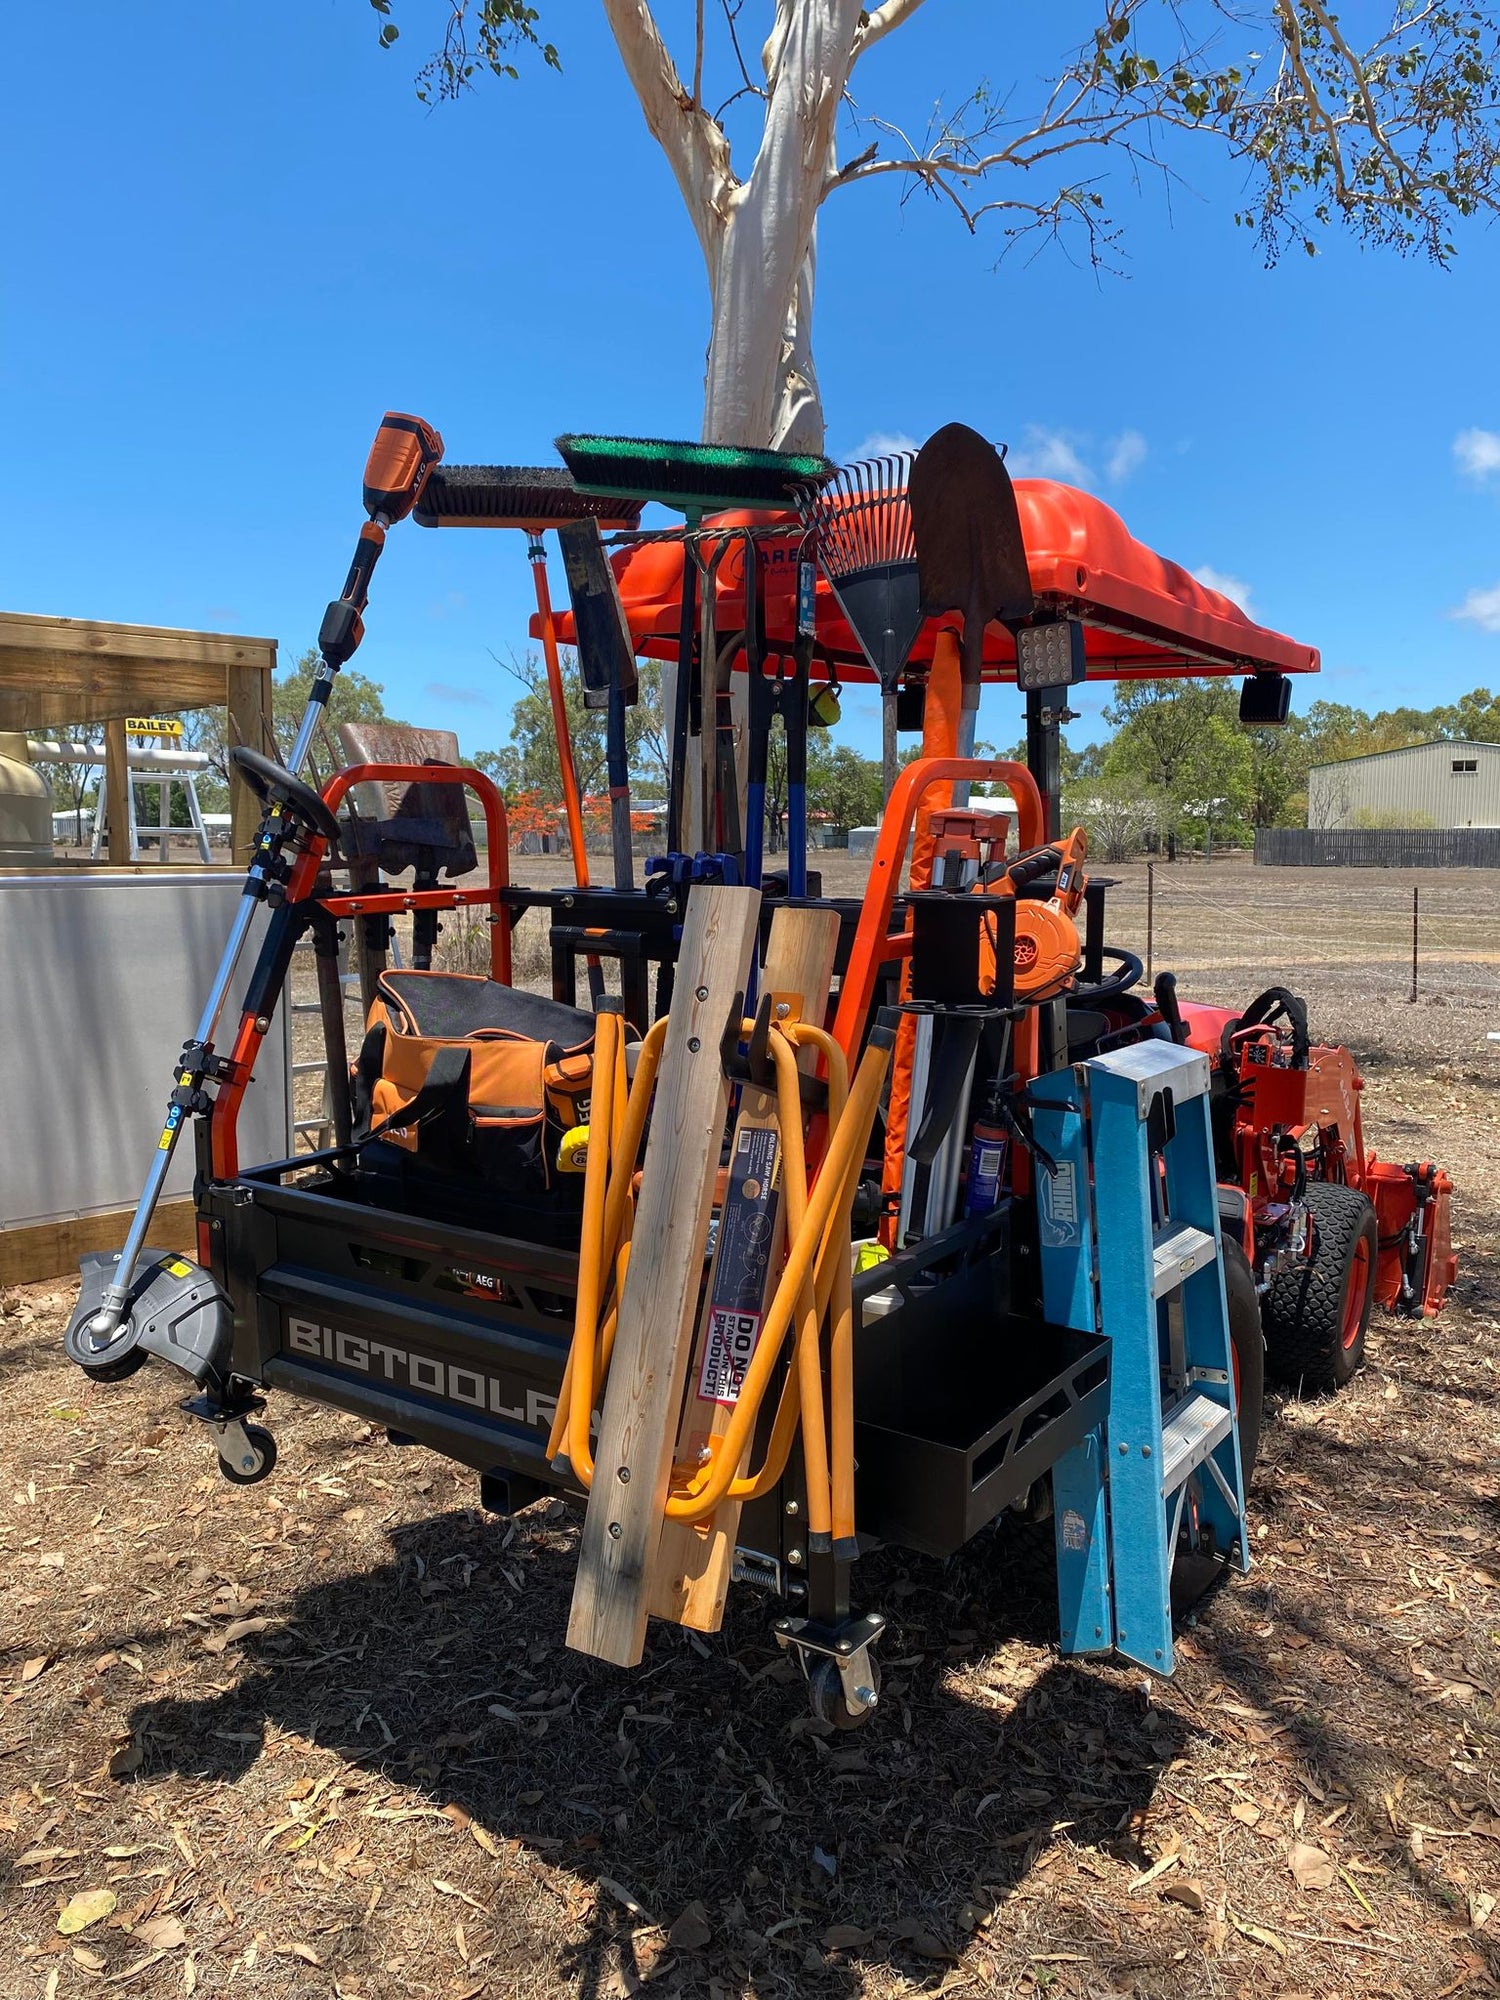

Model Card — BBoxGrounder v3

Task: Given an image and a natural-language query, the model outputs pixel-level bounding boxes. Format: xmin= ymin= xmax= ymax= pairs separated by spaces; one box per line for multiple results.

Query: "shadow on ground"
xmin=126 ymin=1516 xmax=1192 ymax=1995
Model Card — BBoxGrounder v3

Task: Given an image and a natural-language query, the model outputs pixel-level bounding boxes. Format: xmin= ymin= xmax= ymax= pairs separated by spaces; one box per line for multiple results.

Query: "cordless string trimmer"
xmin=67 ymin=413 xmax=443 ymax=1370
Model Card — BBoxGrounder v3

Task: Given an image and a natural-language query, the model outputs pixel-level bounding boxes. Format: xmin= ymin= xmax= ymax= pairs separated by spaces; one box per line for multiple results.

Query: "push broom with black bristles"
xmin=415 ymin=466 xmax=646 ymax=999
xmin=556 ymin=435 xmax=834 ymax=862
xmin=799 ymin=451 xmax=922 ymax=804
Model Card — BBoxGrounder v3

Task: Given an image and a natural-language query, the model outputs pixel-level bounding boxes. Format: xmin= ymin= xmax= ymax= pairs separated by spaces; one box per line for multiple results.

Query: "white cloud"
xmin=1192 ymin=565 xmax=1254 ymax=615
xmin=1454 ymin=428 xmax=1500 ymax=483
xmin=1105 ymin=429 xmax=1147 ymax=483
xmin=1005 ymin=424 xmax=1146 ymax=488
xmin=845 ymin=429 xmax=918 ymax=463
xmin=1006 ymin=425 xmax=1092 ymax=483
xmin=1452 ymin=582 xmax=1500 ymax=633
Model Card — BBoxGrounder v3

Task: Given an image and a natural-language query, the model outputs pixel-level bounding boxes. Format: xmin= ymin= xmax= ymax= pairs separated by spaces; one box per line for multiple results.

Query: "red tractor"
xmin=1166 ymin=980 xmax=1456 ymax=1391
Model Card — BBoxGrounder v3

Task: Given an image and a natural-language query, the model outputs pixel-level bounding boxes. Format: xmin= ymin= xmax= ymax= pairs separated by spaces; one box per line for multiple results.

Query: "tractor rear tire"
xmin=1262 ymin=1182 xmax=1377 ymax=1394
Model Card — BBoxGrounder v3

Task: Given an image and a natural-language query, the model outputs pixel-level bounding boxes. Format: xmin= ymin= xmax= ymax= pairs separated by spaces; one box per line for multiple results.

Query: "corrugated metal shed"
xmin=1307 ymin=740 xmax=1500 ymax=830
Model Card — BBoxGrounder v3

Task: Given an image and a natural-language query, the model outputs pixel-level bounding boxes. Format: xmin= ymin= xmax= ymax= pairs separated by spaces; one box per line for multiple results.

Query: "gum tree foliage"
xmin=1077 ymin=679 xmax=1500 ymax=848
xmin=368 ymin=1 xmax=1500 ymax=448
xmin=476 ymin=651 xmax=670 ymax=803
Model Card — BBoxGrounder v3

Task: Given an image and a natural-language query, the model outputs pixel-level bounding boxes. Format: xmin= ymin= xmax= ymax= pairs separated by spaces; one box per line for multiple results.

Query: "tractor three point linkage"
xmin=64 ymin=414 xmax=1455 ymax=1722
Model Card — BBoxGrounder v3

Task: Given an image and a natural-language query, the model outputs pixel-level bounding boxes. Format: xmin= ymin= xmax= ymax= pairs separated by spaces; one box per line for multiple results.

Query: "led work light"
xmin=1015 ymin=618 xmax=1087 ymax=692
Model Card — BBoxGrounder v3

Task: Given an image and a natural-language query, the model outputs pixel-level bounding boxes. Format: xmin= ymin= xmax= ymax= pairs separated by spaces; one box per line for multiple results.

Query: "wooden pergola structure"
xmin=0 ymin=612 xmax=277 ymax=863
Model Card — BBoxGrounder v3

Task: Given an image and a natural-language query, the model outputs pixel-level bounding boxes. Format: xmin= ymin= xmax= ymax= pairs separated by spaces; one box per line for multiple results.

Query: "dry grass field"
xmin=2 ymin=856 xmax=1497 ymax=1999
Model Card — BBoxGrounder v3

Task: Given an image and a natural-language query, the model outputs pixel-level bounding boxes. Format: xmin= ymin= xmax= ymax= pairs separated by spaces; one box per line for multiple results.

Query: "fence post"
xmin=1410 ymin=885 xmax=1419 ymax=1004
xmin=1146 ymin=860 xmax=1155 ymax=984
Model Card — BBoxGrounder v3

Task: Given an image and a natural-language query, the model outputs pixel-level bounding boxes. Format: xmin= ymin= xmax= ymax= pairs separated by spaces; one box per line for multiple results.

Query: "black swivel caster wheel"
xmin=217 ymin=1423 xmax=277 ymax=1485
xmin=808 ymin=1656 xmax=881 ymax=1731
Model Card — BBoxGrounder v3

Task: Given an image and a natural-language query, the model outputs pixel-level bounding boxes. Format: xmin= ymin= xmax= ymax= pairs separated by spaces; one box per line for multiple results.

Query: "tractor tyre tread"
xmin=1262 ymin=1182 xmax=1377 ymax=1394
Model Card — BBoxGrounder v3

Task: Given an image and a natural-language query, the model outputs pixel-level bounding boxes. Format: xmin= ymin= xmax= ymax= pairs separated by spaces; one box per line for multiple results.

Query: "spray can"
xmin=964 ymin=1116 xmax=1009 ymax=1217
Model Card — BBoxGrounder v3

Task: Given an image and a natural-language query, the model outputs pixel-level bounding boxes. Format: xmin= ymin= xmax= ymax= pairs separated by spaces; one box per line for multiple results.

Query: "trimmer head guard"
xmin=65 ymin=1250 xmax=233 ymax=1392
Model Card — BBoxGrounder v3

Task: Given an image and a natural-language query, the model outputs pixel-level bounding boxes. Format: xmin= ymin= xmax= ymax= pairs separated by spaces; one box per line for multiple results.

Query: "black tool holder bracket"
xmin=719 ymin=990 xmax=830 ymax=1112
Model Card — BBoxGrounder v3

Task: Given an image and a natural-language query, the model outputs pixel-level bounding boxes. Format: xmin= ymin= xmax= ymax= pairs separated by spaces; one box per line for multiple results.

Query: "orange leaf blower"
xmin=977 ymin=825 xmax=1089 ymax=1003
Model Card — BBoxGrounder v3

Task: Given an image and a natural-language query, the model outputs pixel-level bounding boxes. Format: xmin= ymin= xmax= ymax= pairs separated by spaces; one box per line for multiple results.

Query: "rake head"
xmin=798 ymin=452 xmax=916 ymax=581
xmin=798 ymin=453 xmax=921 ymax=693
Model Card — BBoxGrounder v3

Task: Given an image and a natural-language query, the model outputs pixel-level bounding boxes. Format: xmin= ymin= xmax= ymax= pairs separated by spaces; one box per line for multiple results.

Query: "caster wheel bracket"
xmin=774 ymin=1610 xmax=886 ymax=1718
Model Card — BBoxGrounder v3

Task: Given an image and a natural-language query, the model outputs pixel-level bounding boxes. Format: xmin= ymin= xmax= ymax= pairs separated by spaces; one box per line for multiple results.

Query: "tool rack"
xmin=72 ymin=412 xmax=1436 ymax=1727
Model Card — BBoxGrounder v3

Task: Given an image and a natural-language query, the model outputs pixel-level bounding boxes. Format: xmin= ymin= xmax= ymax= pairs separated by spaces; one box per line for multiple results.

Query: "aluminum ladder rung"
xmin=1159 ymin=1391 xmax=1234 ymax=1495
xmin=1151 ymin=1223 xmax=1218 ymax=1299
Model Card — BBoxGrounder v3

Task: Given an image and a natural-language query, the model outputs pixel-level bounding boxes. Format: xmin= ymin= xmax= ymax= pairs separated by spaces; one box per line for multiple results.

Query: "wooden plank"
xmin=647 ymin=905 xmax=841 ymax=1633
xmin=0 ymin=1199 xmax=196 ymax=1290
xmin=226 ymin=661 xmax=275 ymax=863
xmin=103 ymin=718 xmax=130 ymax=865
xmin=0 ymin=612 xmax=277 ymax=672
xmin=0 ymin=667 xmax=233 ymax=734
xmin=566 ymin=883 xmax=762 ymax=1668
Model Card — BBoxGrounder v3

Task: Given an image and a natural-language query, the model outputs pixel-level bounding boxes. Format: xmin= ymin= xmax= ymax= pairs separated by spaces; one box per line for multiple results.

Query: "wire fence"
xmin=1097 ymin=858 xmax=1500 ymax=1064
xmin=283 ymin=853 xmax=1500 ymax=1141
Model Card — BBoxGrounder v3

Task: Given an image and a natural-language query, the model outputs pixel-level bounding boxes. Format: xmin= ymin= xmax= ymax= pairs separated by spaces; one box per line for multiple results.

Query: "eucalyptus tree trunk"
xmin=603 ymin=0 xmax=868 ymax=451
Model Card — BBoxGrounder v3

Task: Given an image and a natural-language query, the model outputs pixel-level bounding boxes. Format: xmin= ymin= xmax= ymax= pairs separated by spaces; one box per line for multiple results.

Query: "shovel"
xmin=908 ymin=423 xmax=1034 ymax=736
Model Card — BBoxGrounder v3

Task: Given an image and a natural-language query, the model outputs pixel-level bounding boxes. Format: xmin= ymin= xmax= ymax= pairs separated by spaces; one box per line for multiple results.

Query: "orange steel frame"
xmin=208 ymin=764 xmax=511 ymax=1182
xmin=831 ymin=755 xmax=1046 ymax=1067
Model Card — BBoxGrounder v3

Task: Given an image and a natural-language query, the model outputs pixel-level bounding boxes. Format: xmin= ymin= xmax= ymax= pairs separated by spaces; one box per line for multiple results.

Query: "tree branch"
xmin=851 ymin=0 xmax=931 ymax=65
xmin=600 ymin=0 xmax=736 ymax=260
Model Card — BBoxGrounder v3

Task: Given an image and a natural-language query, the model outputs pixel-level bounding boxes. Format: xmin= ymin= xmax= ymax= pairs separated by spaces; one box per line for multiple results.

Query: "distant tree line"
xmin=93 ymin=656 xmax=1497 ymax=861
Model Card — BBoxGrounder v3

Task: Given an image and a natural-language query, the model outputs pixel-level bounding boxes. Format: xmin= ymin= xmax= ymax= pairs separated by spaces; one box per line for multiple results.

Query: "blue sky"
xmin=3 ymin=1 xmax=1498 ymax=760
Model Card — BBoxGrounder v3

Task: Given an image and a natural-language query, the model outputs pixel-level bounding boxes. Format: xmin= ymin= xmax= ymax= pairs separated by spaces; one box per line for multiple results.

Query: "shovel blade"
xmin=558 ymin=517 xmax=639 ymax=712
xmin=909 ymin=424 xmax=1035 ymax=689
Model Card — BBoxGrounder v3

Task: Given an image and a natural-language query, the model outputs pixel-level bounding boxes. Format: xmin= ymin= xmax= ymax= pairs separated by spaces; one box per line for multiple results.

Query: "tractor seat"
xmin=335 ymin=721 xmax=478 ymax=880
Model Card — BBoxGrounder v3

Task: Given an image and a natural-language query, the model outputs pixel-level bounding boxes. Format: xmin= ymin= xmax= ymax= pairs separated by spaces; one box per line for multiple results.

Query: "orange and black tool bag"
xmin=351 ymin=971 xmax=596 ymax=1217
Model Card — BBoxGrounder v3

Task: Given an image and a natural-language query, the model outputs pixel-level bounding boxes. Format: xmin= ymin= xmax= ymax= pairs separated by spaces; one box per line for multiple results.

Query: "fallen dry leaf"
xmin=1162 ymin=1879 xmax=1207 ymax=1913
xmin=20 ymin=1655 xmax=49 ymax=1684
xmin=1230 ymin=1800 xmax=1262 ymax=1827
xmin=597 ymin=1877 xmax=653 ymax=1923
xmin=821 ymin=1924 xmax=871 ymax=1951
xmin=57 ymin=1888 xmax=118 ymax=1935
xmin=1288 ymin=1841 xmax=1336 ymax=1892
xmin=275 ymin=1943 xmax=322 ymax=1966
xmin=70 ymin=1947 xmax=107 ymax=1972
xmin=433 ymin=1880 xmax=488 ymax=1913
xmin=1228 ymin=1909 xmax=1288 ymax=1957
xmin=669 ymin=1901 xmax=713 ymax=1952
xmin=135 ymin=1914 xmax=189 ymax=1950
xmin=1129 ymin=1850 xmax=1180 ymax=1893
xmin=1470 ymin=1890 xmax=1496 ymax=1931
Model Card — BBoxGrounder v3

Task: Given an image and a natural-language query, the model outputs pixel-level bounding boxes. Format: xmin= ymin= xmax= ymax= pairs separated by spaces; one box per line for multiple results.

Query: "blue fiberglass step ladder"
xmin=1029 ymin=1040 xmax=1248 ymax=1673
